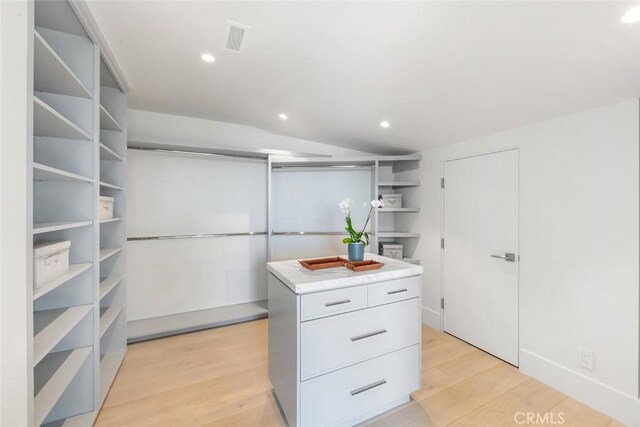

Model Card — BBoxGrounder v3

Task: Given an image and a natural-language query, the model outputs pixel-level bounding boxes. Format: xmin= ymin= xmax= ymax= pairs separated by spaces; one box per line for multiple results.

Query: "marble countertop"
xmin=267 ymin=253 xmax=423 ymax=294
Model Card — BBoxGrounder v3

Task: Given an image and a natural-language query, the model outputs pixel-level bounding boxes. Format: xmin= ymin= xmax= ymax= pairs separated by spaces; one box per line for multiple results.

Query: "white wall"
xmin=127 ymin=109 xmax=374 ymax=157
xmin=417 ymin=99 xmax=640 ymax=424
xmin=1 ymin=2 xmax=31 ymax=426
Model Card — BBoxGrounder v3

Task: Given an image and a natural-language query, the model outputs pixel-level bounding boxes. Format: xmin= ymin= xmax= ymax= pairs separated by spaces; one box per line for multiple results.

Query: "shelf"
xmin=34 ymin=264 xmax=92 ymax=301
xmin=403 ymin=258 xmax=421 ymax=265
xmin=99 ymin=105 xmax=124 ymax=132
xmin=377 ymin=231 xmax=421 ymax=238
xmin=34 ymin=30 xmax=92 ymax=99
xmin=99 ymin=247 xmax=122 ymax=262
xmin=100 ymin=305 xmax=122 ymax=338
xmin=33 ymin=96 xmax=92 ymax=141
xmin=99 ymin=143 xmax=123 ymax=161
xmin=99 ymin=276 xmax=123 ymax=300
xmin=33 ymin=221 xmax=92 ymax=234
xmin=99 ymin=217 xmax=123 ymax=224
xmin=100 ymin=181 xmax=123 ymax=191
xmin=34 ymin=347 xmax=92 ymax=427
xmin=99 ymin=350 xmax=125 ymax=405
xmin=377 ymin=181 xmax=420 ymax=188
xmin=33 ymin=305 xmax=92 ymax=365
xmin=34 ymin=163 xmax=93 ymax=183
xmin=378 ymin=208 xmax=420 ymax=213
xmin=42 ymin=410 xmax=95 ymax=427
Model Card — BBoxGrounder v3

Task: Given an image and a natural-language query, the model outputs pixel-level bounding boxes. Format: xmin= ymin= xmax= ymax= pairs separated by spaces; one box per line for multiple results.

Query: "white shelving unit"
xmin=29 ymin=1 xmax=128 ymax=425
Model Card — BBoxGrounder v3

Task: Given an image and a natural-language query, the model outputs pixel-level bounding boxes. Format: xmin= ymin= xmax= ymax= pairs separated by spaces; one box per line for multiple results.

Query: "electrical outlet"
xmin=578 ymin=347 xmax=594 ymax=370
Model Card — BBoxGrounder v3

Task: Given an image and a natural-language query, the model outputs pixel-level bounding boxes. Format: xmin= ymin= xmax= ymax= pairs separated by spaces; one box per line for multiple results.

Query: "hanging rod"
xmin=271 ymin=231 xmax=375 ymax=236
xmin=127 ymin=145 xmax=268 ymax=161
xmin=271 ymin=165 xmax=374 ymax=171
xmin=128 ymin=231 xmax=267 ymax=241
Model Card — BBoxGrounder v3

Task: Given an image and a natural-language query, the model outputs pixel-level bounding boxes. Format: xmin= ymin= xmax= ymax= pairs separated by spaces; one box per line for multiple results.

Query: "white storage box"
xmin=99 ymin=196 xmax=114 ymax=220
xmin=381 ymin=193 xmax=402 ymax=208
xmin=380 ymin=242 xmax=403 ymax=260
xmin=34 ymin=240 xmax=70 ymax=289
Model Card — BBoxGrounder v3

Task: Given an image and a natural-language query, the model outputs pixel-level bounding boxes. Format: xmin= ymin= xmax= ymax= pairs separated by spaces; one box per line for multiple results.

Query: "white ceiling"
xmin=89 ymin=1 xmax=640 ymax=154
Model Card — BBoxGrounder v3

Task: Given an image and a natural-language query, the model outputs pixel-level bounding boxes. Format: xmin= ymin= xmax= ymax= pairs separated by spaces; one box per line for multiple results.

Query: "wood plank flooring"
xmin=96 ymin=319 xmax=619 ymax=426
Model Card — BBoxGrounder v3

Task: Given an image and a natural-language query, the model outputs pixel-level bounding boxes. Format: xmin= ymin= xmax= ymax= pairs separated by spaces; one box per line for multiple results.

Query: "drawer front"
xmin=367 ymin=276 xmax=420 ymax=307
xmin=300 ymin=345 xmax=420 ymax=427
xmin=300 ymin=286 xmax=367 ymax=321
xmin=301 ymin=297 xmax=420 ymax=380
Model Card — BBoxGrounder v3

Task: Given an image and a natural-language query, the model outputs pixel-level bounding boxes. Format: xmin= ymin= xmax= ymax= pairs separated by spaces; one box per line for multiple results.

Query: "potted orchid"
xmin=339 ymin=197 xmax=384 ymax=261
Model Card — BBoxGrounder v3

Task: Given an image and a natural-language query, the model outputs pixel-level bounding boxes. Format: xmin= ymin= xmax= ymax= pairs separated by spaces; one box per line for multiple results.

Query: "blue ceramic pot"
xmin=348 ymin=243 xmax=365 ymax=261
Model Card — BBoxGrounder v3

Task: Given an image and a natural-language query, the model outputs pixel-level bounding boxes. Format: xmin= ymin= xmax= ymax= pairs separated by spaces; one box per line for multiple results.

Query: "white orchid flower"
xmin=338 ymin=197 xmax=353 ymax=214
xmin=371 ymin=199 xmax=384 ymax=208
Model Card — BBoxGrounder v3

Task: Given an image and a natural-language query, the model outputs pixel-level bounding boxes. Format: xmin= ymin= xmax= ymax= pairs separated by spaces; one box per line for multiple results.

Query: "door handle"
xmin=491 ymin=253 xmax=516 ymax=262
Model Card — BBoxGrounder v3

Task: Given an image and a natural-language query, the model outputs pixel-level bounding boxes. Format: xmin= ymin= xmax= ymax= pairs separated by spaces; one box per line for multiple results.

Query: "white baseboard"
xmin=519 ymin=349 xmax=640 ymax=426
xmin=421 ymin=306 xmax=441 ymax=330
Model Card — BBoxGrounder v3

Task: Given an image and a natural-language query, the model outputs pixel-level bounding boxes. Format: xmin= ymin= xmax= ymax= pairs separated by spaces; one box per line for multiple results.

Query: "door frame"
xmin=439 ymin=147 xmax=520 ymax=362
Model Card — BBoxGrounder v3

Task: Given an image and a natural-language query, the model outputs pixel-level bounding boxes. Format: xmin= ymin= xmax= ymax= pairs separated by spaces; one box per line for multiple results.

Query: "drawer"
xmin=300 ymin=345 xmax=420 ymax=427
xmin=301 ymin=297 xmax=420 ymax=380
xmin=367 ymin=276 xmax=420 ymax=307
xmin=300 ymin=286 xmax=367 ymax=322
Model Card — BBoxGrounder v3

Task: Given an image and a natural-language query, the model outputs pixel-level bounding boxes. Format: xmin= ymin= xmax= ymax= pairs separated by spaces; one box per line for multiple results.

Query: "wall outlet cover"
xmin=578 ymin=347 xmax=594 ymax=370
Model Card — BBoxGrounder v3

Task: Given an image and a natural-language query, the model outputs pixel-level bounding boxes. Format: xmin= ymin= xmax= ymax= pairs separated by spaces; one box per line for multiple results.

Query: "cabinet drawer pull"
xmin=350 ymin=379 xmax=387 ymax=396
xmin=386 ymin=288 xmax=408 ymax=295
xmin=350 ymin=329 xmax=387 ymax=342
xmin=324 ymin=299 xmax=351 ymax=307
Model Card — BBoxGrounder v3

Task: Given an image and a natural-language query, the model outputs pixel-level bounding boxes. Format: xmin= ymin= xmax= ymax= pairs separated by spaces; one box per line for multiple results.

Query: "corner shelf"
xmin=34 ymin=347 xmax=92 ymax=427
xmin=99 ymin=143 xmax=123 ymax=161
xmin=99 ymin=305 xmax=122 ymax=338
xmin=33 ymin=305 xmax=92 ymax=365
xmin=33 ymin=221 xmax=92 ymax=234
xmin=33 ymin=96 xmax=92 ymax=141
xmin=34 ymin=163 xmax=93 ymax=183
xmin=33 ymin=264 xmax=93 ymax=301
xmin=99 ymin=105 xmax=124 ymax=132
xmin=99 ymin=276 xmax=123 ymax=300
xmin=34 ymin=30 xmax=92 ymax=99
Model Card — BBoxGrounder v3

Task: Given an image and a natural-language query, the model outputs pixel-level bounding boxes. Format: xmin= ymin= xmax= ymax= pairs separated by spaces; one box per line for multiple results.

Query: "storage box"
xmin=380 ymin=242 xmax=403 ymax=260
xmin=99 ymin=196 xmax=114 ymax=220
xmin=380 ymin=193 xmax=402 ymax=208
xmin=34 ymin=240 xmax=70 ymax=289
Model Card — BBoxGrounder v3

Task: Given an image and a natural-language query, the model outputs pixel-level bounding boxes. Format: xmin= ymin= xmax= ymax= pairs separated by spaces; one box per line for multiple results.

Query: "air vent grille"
xmin=225 ymin=21 xmax=250 ymax=52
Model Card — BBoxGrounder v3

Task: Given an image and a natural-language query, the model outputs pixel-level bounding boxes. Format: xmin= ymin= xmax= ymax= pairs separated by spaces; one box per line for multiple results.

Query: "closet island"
xmin=267 ymin=254 xmax=423 ymax=427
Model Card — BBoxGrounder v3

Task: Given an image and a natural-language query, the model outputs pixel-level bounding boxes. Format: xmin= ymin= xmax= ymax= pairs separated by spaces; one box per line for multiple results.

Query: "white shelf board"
xmin=99 ymin=247 xmax=122 ymax=262
xmin=377 ymin=181 xmax=420 ymax=188
xmin=33 ymin=305 xmax=92 ymax=365
xmin=99 ymin=276 xmax=123 ymax=300
xmin=378 ymin=208 xmax=420 ymax=213
xmin=34 ymin=163 xmax=93 ymax=183
xmin=377 ymin=231 xmax=421 ymax=238
xmin=99 ymin=105 xmax=124 ymax=132
xmin=99 ymin=181 xmax=123 ymax=191
xmin=33 ymin=221 xmax=92 ymax=234
xmin=42 ymin=410 xmax=96 ymax=427
xmin=99 ymin=143 xmax=123 ymax=161
xmin=403 ymin=258 xmax=421 ymax=265
xmin=34 ymin=30 xmax=92 ymax=99
xmin=99 ymin=350 xmax=125 ymax=405
xmin=34 ymin=347 xmax=92 ymax=427
xmin=34 ymin=264 xmax=92 ymax=301
xmin=99 ymin=217 xmax=122 ymax=225
xmin=34 ymin=96 xmax=92 ymax=141
xmin=99 ymin=305 xmax=122 ymax=338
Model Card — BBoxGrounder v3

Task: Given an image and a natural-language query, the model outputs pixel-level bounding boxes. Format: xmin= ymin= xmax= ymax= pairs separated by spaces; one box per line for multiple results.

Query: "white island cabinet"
xmin=267 ymin=254 xmax=423 ymax=427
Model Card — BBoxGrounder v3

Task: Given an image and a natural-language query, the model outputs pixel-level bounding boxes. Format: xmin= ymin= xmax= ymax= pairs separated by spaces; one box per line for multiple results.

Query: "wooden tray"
xmin=299 ymin=257 xmax=348 ymax=270
xmin=344 ymin=260 xmax=385 ymax=272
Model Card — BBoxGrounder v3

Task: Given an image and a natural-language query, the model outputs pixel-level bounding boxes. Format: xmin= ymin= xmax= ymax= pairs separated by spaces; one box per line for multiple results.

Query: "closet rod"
xmin=128 ymin=231 xmax=267 ymax=241
xmin=271 ymin=165 xmax=374 ymax=170
xmin=271 ymin=231 xmax=375 ymax=236
xmin=128 ymin=146 xmax=268 ymax=161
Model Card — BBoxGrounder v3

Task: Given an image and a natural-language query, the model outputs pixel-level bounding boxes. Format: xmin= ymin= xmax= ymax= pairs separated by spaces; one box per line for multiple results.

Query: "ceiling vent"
xmin=225 ymin=21 xmax=250 ymax=52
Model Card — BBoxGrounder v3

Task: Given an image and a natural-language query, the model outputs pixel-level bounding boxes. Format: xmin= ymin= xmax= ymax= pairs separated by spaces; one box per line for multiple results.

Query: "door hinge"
xmin=440 ymin=238 xmax=445 ymax=249
xmin=441 ymin=298 xmax=445 ymax=309
xmin=441 ymin=177 xmax=445 ymax=189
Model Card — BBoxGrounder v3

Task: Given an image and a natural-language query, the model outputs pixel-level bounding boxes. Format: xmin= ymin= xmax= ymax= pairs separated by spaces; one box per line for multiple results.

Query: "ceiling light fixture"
xmin=380 ymin=120 xmax=390 ymax=128
xmin=621 ymin=5 xmax=640 ymax=23
xmin=279 ymin=113 xmax=288 ymax=120
xmin=201 ymin=53 xmax=215 ymax=63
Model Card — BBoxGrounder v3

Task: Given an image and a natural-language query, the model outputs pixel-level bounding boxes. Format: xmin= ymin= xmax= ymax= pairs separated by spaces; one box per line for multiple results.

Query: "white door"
xmin=443 ymin=149 xmax=519 ymax=366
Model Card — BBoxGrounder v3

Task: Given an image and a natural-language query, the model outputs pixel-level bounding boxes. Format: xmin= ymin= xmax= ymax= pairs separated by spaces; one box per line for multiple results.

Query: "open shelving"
xmin=33 ymin=306 xmax=93 ymax=365
xmin=33 ymin=264 xmax=93 ymax=301
xmin=34 ymin=163 xmax=93 ymax=183
xmin=99 ymin=276 xmax=123 ymax=300
xmin=33 ymin=96 xmax=92 ymax=141
xmin=33 ymin=221 xmax=92 ymax=234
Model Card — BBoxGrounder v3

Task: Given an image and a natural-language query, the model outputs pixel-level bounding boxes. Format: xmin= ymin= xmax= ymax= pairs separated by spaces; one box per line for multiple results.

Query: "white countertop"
xmin=267 ymin=253 xmax=423 ymax=294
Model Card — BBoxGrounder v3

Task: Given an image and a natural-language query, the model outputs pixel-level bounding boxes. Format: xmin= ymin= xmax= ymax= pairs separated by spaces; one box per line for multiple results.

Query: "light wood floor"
xmin=95 ymin=319 xmax=621 ymax=427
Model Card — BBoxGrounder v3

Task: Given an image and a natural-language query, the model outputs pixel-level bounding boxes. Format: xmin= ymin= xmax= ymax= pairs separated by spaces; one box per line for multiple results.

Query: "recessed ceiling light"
xmin=201 ymin=53 xmax=215 ymax=63
xmin=621 ymin=5 xmax=640 ymax=23
xmin=380 ymin=120 xmax=390 ymax=128
xmin=279 ymin=113 xmax=288 ymax=120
